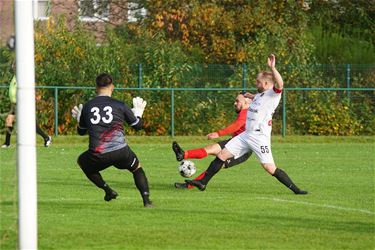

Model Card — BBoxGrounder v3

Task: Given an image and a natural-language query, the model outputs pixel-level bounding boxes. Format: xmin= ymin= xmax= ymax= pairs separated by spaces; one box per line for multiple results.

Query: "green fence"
xmin=0 ymin=63 xmax=374 ymax=136
xmin=103 ymin=64 xmax=374 ymax=89
xmin=0 ymin=85 xmax=374 ymax=137
xmin=1 ymin=63 xmax=374 ymax=89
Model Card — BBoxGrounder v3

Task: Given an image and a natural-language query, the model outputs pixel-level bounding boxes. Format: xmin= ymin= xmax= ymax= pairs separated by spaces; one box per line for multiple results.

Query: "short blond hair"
xmin=258 ymin=71 xmax=275 ymax=85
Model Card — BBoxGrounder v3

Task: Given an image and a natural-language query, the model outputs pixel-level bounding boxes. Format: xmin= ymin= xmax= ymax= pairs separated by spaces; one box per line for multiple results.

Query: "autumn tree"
xmin=141 ymin=0 xmax=313 ymax=65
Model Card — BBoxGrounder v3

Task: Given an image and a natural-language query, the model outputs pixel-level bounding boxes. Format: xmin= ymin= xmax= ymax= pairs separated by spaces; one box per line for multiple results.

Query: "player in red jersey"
xmin=173 ymin=92 xmax=254 ymax=189
xmin=186 ymin=54 xmax=307 ymax=194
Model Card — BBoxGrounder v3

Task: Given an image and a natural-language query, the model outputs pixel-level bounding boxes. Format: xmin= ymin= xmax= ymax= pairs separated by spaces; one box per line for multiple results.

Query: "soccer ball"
xmin=178 ymin=160 xmax=196 ymax=178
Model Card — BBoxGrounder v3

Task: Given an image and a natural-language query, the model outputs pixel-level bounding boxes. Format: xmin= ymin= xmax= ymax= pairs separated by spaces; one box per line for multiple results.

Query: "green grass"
xmin=1 ymin=136 xmax=374 ymax=249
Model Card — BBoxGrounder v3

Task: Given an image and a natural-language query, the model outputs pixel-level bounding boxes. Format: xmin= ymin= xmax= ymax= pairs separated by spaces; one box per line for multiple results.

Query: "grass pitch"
xmin=1 ymin=136 xmax=374 ymax=249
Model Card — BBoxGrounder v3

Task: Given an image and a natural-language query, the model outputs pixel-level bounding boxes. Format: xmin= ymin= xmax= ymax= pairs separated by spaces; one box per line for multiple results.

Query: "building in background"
xmin=0 ymin=0 xmax=146 ymax=45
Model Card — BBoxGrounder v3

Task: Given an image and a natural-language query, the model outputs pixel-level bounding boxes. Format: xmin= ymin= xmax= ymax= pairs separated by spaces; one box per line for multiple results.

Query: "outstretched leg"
xmin=172 ymin=141 xmax=224 ymax=161
xmin=273 ymin=168 xmax=308 ymax=195
xmin=176 ymin=150 xmax=252 ymax=189
xmin=185 ymin=148 xmax=233 ymax=191
xmin=172 ymin=141 xmax=185 ymax=161
xmin=185 ymin=157 xmax=225 ymax=191
xmin=175 ymin=170 xmax=207 ymax=189
xmin=262 ymin=163 xmax=307 ymax=195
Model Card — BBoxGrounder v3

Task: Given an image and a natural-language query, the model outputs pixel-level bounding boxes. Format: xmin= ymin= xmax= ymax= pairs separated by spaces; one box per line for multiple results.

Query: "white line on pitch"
xmin=257 ymin=197 xmax=374 ymax=215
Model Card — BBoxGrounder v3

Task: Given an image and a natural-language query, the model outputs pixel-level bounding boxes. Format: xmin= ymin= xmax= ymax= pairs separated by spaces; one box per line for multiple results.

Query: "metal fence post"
xmin=282 ymin=89 xmax=286 ymax=137
xmin=171 ymin=89 xmax=175 ymax=137
xmin=242 ymin=63 xmax=247 ymax=90
xmin=346 ymin=64 xmax=351 ymax=101
xmin=138 ymin=63 xmax=142 ymax=88
xmin=54 ymin=87 xmax=58 ymax=136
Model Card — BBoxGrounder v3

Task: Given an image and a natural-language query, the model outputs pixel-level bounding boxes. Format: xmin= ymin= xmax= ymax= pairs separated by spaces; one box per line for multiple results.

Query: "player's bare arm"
xmin=207 ymin=132 xmax=219 ymax=139
xmin=207 ymin=93 xmax=250 ymax=140
xmin=242 ymin=92 xmax=255 ymax=100
xmin=214 ymin=119 xmax=244 ymax=138
xmin=268 ymin=54 xmax=284 ymax=90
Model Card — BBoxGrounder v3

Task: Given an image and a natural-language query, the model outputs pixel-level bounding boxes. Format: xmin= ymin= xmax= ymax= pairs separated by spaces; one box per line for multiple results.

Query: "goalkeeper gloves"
xmin=71 ymin=104 xmax=83 ymax=122
xmin=131 ymin=97 xmax=147 ymax=118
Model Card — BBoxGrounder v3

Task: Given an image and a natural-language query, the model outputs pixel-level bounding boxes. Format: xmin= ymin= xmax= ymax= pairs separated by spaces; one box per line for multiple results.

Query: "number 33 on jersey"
xmin=90 ymin=106 xmax=113 ymax=124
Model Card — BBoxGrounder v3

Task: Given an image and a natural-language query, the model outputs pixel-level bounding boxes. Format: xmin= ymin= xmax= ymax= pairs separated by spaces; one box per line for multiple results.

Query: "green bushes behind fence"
xmin=0 ymin=84 xmax=374 ymax=137
xmin=0 ymin=14 xmax=374 ymax=136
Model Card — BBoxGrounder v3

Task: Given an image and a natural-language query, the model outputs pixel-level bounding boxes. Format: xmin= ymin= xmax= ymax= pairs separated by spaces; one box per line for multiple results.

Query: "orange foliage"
xmin=145 ymin=1 xmax=309 ymax=64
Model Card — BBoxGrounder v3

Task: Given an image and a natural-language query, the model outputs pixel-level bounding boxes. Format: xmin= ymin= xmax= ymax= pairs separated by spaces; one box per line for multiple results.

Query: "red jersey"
xmin=216 ymin=108 xmax=247 ymax=138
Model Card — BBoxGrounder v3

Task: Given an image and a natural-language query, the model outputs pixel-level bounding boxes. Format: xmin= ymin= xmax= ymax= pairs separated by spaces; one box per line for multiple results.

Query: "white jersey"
xmin=245 ymin=87 xmax=282 ymax=137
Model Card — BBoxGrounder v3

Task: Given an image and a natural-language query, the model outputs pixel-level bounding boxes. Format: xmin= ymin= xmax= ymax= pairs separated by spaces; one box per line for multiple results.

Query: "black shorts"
xmin=218 ymin=139 xmax=252 ymax=168
xmin=77 ymin=146 xmax=140 ymax=174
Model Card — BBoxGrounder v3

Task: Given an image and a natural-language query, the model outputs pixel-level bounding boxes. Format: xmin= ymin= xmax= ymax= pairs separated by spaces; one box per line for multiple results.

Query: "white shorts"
xmin=225 ymin=132 xmax=274 ymax=164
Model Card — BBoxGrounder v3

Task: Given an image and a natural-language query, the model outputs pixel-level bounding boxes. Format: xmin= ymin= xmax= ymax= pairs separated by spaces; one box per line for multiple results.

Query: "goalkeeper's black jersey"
xmin=79 ymin=96 xmax=140 ymax=154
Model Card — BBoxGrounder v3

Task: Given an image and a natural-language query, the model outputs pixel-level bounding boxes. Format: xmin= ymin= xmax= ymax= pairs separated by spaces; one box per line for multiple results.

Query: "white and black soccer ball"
xmin=178 ymin=160 xmax=196 ymax=178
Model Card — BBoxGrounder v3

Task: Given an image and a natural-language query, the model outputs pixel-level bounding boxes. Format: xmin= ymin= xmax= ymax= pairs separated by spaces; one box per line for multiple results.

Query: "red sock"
xmin=185 ymin=148 xmax=208 ymax=159
xmin=187 ymin=171 xmax=206 ymax=189
xmin=195 ymin=171 xmax=206 ymax=181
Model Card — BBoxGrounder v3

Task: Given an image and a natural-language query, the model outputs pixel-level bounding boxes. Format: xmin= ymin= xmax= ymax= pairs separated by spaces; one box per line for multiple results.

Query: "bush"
xmin=308 ymin=26 xmax=375 ymax=64
xmin=0 ymin=13 xmax=373 ymax=136
xmin=291 ymin=92 xmax=364 ymax=135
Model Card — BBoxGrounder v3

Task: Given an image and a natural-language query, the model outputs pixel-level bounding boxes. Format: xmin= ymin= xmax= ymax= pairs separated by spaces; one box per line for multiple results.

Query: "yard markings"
xmin=257 ymin=197 xmax=374 ymax=215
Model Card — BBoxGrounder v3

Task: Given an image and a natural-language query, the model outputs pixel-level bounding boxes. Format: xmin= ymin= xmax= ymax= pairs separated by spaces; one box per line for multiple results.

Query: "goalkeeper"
xmin=71 ymin=73 xmax=153 ymax=207
xmin=172 ymin=92 xmax=254 ymax=189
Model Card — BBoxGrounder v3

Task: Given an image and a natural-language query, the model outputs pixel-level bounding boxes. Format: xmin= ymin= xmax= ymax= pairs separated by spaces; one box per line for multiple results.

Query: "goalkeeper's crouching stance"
xmin=71 ymin=73 xmax=153 ymax=207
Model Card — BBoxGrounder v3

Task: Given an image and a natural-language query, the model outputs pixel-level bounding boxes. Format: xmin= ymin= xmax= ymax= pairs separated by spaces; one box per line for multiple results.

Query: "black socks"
xmin=36 ymin=124 xmax=49 ymax=141
xmin=84 ymin=171 xmax=108 ymax=189
xmin=200 ymin=157 xmax=225 ymax=185
xmin=4 ymin=126 xmax=13 ymax=145
xmin=82 ymin=167 xmax=153 ymax=205
xmin=3 ymin=125 xmax=49 ymax=146
xmin=133 ymin=168 xmax=151 ymax=205
xmin=84 ymin=172 xmax=115 ymax=198
xmin=273 ymin=168 xmax=306 ymax=194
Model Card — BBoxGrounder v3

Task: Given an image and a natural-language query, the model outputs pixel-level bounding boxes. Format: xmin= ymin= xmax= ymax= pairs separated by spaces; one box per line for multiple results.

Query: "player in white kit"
xmin=187 ymin=54 xmax=307 ymax=194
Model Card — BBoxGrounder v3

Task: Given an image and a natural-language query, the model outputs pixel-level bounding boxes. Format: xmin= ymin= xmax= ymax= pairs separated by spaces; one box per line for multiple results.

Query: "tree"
xmin=306 ymin=0 xmax=375 ymax=43
xmin=140 ymin=0 xmax=313 ymax=65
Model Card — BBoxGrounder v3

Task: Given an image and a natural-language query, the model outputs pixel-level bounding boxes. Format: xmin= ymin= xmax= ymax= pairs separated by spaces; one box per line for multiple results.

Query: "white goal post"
xmin=15 ymin=0 xmax=37 ymax=249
